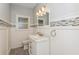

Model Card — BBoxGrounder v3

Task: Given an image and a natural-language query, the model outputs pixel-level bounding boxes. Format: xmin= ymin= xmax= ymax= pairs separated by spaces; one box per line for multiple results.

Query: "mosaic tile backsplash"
xmin=50 ymin=17 xmax=79 ymax=27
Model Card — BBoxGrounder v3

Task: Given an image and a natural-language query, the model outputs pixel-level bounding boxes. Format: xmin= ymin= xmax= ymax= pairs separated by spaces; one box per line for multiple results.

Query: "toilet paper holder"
xmin=50 ymin=30 xmax=56 ymax=37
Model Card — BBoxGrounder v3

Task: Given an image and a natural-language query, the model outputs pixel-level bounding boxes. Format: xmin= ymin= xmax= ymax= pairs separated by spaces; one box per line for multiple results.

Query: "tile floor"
xmin=9 ymin=47 xmax=29 ymax=55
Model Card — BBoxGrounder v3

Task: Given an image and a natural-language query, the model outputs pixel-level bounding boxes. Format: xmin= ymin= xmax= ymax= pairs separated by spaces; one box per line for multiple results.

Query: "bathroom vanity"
xmin=29 ymin=35 xmax=49 ymax=55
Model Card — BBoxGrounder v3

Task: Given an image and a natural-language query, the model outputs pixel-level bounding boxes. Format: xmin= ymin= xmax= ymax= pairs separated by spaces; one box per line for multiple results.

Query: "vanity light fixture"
xmin=36 ymin=5 xmax=47 ymax=16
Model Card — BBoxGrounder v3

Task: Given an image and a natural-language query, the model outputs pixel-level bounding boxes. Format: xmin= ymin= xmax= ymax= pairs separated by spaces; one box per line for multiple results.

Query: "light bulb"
xmin=40 ymin=13 xmax=43 ymax=16
xmin=43 ymin=12 xmax=46 ymax=15
xmin=41 ymin=7 xmax=45 ymax=11
xmin=36 ymin=12 xmax=39 ymax=16
xmin=39 ymin=10 xmax=41 ymax=13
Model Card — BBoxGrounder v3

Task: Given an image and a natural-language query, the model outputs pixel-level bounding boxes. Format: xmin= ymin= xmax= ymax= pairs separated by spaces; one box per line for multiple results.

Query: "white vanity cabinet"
xmin=29 ymin=35 xmax=49 ymax=55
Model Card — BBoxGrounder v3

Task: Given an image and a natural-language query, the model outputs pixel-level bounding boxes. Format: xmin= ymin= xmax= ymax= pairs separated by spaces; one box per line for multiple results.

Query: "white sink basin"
xmin=29 ymin=34 xmax=49 ymax=42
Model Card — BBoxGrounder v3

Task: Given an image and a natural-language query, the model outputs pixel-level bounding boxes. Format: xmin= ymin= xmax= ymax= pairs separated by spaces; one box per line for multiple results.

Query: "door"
xmin=50 ymin=29 xmax=79 ymax=55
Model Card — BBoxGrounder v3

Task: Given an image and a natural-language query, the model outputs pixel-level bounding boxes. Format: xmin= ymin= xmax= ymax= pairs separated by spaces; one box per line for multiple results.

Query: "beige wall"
xmin=0 ymin=3 xmax=11 ymax=55
xmin=10 ymin=4 xmax=34 ymax=48
xmin=0 ymin=3 xmax=11 ymax=23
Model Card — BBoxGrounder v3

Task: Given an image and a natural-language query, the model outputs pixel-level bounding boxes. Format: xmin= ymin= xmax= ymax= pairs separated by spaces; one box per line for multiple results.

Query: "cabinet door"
xmin=31 ymin=41 xmax=37 ymax=55
xmin=51 ymin=30 xmax=79 ymax=55
xmin=0 ymin=27 xmax=8 ymax=55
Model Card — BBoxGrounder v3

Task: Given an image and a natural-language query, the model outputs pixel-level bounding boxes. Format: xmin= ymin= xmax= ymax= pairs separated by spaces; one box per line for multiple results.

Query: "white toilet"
xmin=22 ymin=40 xmax=30 ymax=50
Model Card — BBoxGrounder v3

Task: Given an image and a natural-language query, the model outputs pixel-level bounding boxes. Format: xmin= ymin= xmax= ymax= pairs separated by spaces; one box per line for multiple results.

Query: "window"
xmin=16 ymin=16 xmax=30 ymax=29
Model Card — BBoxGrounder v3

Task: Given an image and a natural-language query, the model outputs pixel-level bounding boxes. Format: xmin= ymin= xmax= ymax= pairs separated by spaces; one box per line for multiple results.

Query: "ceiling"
xmin=11 ymin=3 xmax=39 ymax=9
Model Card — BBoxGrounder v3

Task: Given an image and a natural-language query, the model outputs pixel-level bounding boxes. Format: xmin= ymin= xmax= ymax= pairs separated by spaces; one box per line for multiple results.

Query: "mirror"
xmin=37 ymin=12 xmax=49 ymax=26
